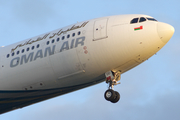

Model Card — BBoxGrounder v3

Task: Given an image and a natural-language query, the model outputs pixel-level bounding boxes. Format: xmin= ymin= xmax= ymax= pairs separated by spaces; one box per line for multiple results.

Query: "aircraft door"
xmin=93 ymin=18 xmax=108 ymax=41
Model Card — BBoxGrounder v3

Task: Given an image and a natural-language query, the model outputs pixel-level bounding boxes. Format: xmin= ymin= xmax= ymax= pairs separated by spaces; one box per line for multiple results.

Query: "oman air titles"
xmin=10 ymin=36 xmax=85 ymax=68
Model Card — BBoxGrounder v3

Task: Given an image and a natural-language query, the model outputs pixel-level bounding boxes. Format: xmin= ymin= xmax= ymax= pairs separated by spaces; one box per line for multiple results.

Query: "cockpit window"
xmin=147 ymin=18 xmax=157 ymax=21
xmin=130 ymin=18 xmax=139 ymax=24
xmin=139 ymin=17 xmax=146 ymax=23
xmin=130 ymin=17 xmax=157 ymax=24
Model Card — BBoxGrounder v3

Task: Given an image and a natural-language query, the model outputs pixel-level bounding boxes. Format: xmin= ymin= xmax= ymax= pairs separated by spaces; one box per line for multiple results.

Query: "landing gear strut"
xmin=104 ymin=71 xmax=121 ymax=103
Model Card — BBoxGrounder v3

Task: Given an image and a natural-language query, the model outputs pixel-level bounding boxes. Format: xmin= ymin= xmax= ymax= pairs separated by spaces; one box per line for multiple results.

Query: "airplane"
xmin=0 ymin=14 xmax=174 ymax=114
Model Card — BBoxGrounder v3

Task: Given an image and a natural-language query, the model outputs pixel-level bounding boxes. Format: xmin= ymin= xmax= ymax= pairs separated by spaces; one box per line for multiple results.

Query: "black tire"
xmin=111 ymin=91 xmax=120 ymax=103
xmin=104 ymin=89 xmax=115 ymax=101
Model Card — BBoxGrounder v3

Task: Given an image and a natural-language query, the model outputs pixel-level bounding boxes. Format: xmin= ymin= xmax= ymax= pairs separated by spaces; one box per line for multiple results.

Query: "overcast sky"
xmin=0 ymin=0 xmax=180 ymax=120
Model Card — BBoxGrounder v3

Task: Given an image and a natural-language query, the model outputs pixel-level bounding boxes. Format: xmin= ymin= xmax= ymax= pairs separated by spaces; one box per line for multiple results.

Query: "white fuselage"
xmin=0 ymin=14 xmax=174 ymax=114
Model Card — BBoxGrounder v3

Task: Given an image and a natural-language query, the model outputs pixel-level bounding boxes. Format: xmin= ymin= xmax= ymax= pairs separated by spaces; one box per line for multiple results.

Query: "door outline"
xmin=93 ymin=18 xmax=108 ymax=41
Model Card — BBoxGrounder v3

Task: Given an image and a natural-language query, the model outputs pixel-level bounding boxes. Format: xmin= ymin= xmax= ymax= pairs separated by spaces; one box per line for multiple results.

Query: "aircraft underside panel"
xmin=0 ymin=74 xmax=105 ymax=115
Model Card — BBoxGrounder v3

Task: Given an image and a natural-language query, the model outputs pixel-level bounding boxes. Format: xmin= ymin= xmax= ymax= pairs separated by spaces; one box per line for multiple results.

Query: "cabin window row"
xmin=7 ymin=44 xmax=40 ymax=58
xmin=6 ymin=31 xmax=82 ymax=58
xmin=46 ymin=31 xmax=81 ymax=45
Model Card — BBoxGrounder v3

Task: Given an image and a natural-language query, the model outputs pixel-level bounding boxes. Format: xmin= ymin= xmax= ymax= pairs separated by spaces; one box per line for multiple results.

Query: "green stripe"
xmin=134 ymin=28 xmax=140 ymax=31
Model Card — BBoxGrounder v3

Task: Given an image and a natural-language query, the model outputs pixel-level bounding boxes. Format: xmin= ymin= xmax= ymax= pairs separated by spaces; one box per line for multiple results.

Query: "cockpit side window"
xmin=139 ymin=17 xmax=146 ymax=23
xmin=130 ymin=18 xmax=139 ymax=24
xmin=147 ymin=18 xmax=157 ymax=21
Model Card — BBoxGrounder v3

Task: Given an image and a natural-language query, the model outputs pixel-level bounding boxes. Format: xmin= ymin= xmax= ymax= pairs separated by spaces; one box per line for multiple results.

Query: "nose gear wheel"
xmin=111 ymin=91 xmax=120 ymax=103
xmin=104 ymin=89 xmax=120 ymax=103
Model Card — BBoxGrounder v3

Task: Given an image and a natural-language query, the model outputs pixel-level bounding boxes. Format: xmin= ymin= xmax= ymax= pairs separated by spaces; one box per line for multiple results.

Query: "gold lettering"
xmin=11 ymin=21 xmax=89 ymax=53
xmin=49 ymin=33 xmax=56 ymax=39
xmin=82 ymin=21 xmax=89 ymax=27
xmin=48 ymin=21 xmax=89 ymax=39
xmin=57 ymin=29 xmax=63 ymax=36
xmin=11 ymin=33 xmax=51 ymax=53
xmin=43 ymin=33 xmax=50 ymax=39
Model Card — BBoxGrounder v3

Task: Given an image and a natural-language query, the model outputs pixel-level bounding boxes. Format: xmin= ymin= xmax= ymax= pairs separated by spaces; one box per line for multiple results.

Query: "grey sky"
xmin=0 ymin=0 xmax=180 ymax=120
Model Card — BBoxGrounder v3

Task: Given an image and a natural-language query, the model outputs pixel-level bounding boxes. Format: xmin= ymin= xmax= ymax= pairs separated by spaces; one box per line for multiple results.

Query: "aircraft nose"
xmin=157 ymin=22 xmax=175 ymax=43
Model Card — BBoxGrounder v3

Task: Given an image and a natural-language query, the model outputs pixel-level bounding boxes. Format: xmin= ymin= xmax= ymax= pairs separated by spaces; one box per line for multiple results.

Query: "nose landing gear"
xmin=104 ymin=71 xmax=121 ymax=103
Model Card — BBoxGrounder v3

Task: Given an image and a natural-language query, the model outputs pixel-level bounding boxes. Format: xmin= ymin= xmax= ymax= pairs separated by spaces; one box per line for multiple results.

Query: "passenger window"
xmin=78 ymin=31 xmax=81 ymax=35
xmin=7 ymin=54 xmax=10 ymax=58
xmin=72 ymin=33 xmax=75 ymax=37
xmin=17 ymin=51 xmax=20 ymax=55
xmin=22 ymin=49 xmax=25 ymax=53
xmin=32 ymin=46 xmax=35 ymax=50
xmin=57 ymin=38 xmax=60 ymax=42
xmin=47 ymin=41 xmax=50 ymax=45
xmin=139 ymin=17 xmax=146 ymax=23
xmin=37 ymin=44 xmax=40 ymax=48
xmin=67 ymin=34 xmax=70 ymax=38
xmin=130 ymin=18 xmax=139 ymax=24
xmin=52 ymin=39 xmax=55 ymax=43
xmin=12 ymin=52 xmax=15 ymax=56
xmin=62 ymin=36 xmax=65 ymax=40
xmin=27 ymin=48 xmax=30 ymax=51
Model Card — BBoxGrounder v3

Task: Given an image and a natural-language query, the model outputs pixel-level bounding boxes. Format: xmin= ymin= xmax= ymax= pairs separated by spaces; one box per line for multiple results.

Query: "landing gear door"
xmin=93 ymin=18 xmax=108 ymax=41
